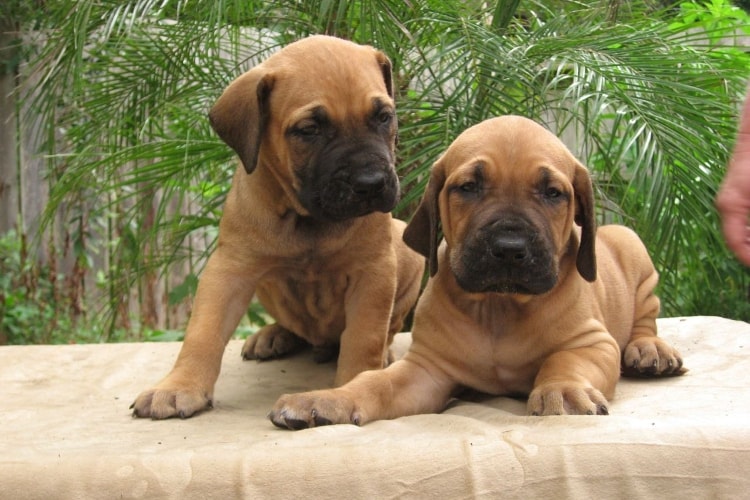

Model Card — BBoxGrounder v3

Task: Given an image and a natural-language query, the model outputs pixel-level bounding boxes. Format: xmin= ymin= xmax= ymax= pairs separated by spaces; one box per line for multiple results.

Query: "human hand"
xmin=717 ymin=129 xmax=750 ymax=266
xmin=716 ymin=87 xmax=750 ymax=267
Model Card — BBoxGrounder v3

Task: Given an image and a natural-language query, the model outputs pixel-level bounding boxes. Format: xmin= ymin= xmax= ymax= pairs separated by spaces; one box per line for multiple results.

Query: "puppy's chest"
xmin=488 ymin=331 xmax=544 ymax=392
xmin=267 ymin=265 xmax=349 ymax=299
xmin=447 ymin=333 xmax=541 ymax=395
xmin=256 ymin=263 xmax=350 ymax=342
xmin=461 ymin=310 xmax=547 ymax=394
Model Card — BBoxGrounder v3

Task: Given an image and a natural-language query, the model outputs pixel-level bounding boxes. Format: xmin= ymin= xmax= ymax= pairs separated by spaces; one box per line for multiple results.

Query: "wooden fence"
xmin=0 ymin=37 xmax=197 ymax=340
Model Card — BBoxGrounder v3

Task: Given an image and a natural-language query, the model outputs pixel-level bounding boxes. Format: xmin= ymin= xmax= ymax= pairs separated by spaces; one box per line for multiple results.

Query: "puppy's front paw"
xmin=622 ymin=337 xmax=686 ymax=377
xmin=528 ymin=382 xmax=610 ymax=416
xmin=131 ymin=382 xmax=212 ymax=420
xmin=242 ymin=324 xmax=306 ymax=361
xmin=269 ymin=390 xmax=360 ymax=430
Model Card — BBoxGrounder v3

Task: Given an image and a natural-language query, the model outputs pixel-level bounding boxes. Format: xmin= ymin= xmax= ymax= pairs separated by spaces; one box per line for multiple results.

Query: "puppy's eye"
xmin=544 ymin=186 xmax=562 ymax=199
xmin=376 ymin=110 xmax=394 ymax=125
xmin=294 ymin=124 xmax=319 ymax=138
xmin=460 ymin=182 xmax=479 ymax=193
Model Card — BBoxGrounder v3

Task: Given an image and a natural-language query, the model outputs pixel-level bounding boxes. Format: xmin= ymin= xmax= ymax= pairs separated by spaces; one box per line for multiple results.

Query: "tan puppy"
xmin=269 ymin=115 xmax=685 ymax=429
xmin=131 ymin=35 xmax=424 ymax=419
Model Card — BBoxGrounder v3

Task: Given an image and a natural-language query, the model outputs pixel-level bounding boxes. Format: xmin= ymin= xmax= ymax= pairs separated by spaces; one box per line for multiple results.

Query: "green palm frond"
xmin=17 ymin=0 xmax=750 ymax=331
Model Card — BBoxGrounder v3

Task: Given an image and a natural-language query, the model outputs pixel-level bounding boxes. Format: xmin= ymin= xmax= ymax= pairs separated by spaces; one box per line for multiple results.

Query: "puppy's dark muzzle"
xmin=298 ymin=134 xmax=399 ymax=221
xmin=490 ymin=232 xmax=530 ymax=263
xmin=316 ymin=165 xmax=398 ymax=220
xmin=352 ymin=170 xmax=388 ymax=197
xmin=454 ymin=218 xmax=558 ymax=295
xmin=347 ymin=169 xmax=389 ymax=198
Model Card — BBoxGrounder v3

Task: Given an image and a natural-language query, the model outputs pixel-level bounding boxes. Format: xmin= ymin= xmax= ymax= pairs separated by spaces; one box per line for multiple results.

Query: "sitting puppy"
xmin=269 ymin=115 xmax=685 ymax=428
xmin=131 ymin=35 xmax=424 ymax=419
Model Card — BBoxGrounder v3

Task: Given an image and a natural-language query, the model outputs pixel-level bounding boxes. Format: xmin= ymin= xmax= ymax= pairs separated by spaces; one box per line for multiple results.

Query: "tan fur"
xmin=131 ymin=36 xmax=424 ymax=419
xmin=270 ymin=115 xmax=684 ymax=428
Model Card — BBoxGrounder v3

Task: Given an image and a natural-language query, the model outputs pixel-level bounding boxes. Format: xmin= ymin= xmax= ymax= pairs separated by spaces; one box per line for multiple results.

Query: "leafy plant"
xmin=0 ymin=230 xmax=113 ymax=344
xmin=10 ymin=0 xmax=750 ymax=343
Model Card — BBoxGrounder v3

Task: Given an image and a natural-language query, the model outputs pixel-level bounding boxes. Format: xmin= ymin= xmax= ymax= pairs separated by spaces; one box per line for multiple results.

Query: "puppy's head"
xmin=209 ymin=35 xmax=399 ymax=221
xmin=404 ymin=116 xmax=596 ymax=295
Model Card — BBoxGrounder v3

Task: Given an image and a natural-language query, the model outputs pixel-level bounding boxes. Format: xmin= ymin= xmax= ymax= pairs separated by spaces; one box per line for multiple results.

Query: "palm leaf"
xmin=17 ymin=0 xmax=750 ymax=333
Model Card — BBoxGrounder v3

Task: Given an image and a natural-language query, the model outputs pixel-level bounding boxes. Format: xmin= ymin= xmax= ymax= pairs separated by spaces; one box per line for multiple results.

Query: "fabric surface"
xmin=1 ymin=316 xmax=749 ymax=499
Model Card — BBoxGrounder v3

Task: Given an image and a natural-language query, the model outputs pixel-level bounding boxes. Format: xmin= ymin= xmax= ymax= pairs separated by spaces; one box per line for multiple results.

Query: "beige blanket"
xmin=2 ymin=316 xmax=749 ymax=499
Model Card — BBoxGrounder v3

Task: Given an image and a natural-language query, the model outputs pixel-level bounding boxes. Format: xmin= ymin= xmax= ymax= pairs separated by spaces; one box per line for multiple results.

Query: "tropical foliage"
xmin=5 ymin=0 xmax=750 ymax=342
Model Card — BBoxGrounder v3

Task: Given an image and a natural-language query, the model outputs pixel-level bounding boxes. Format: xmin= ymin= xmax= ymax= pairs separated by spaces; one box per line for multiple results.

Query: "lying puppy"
xmin=131 ymin=35 xmax=424 ymax=419
xmin=269 ymin=115 xmax=685 ymax=428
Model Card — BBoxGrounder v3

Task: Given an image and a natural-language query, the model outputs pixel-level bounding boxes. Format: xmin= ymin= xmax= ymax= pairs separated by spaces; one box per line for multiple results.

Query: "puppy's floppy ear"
xmin=209 ymin=68 xmax=275 ymax=174
xmin=374 ymin=50 xmax=395 ymax=99
xmin=374 ymin=50 xmax=398 ymax=147
xmin=573 ymin=161 xmax=597 ymax=282
xmin=404 ymin=162 xmax=446 ymax=276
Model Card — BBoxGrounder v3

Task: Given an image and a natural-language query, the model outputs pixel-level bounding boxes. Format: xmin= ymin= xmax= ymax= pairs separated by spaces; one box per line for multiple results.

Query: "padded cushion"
xmin=2 ymin=316 xmax=749 ymax=498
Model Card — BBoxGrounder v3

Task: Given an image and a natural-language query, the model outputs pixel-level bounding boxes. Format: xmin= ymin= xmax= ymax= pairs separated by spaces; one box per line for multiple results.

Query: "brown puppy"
xmin=131 ymin=35 xmax=424 ymax=419
xmin=269 ymin=115 xmax=685 ymax=429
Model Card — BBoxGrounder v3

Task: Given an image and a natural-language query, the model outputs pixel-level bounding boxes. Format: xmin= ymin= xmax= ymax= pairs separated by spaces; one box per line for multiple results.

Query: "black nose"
xmin=351 ymin=170 xmax=387 ymax=196
xmin=490 ymin=233 xmax=528 ymax=262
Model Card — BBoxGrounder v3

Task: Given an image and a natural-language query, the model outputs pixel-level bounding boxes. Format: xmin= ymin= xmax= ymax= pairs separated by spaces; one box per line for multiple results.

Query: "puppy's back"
xmin=596 ymin=225 xmax=656 ymax=276
xmin=594 ymin=224 xmax=660 ymax=348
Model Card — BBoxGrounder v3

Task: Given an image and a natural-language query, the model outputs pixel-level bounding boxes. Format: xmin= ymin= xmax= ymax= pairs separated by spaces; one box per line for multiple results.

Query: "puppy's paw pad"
xmin=623 ymin=337 xmax=686 ymax=377
xmin=131 ymin=386 xmax=211 ymax=420
xmin=269 ymin=391 xmax=358 ymax=430
xmin=528 ymin=383 xmax=609 ymax=416
xmin=241 ymin=325 xmax=306 ymax=361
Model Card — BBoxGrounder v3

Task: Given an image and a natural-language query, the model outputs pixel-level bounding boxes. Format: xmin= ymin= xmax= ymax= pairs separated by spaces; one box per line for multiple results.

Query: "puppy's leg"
xmin=334 ymin=270 xmax=399 ymax=386
xmin=269 ymin=356 xmax=455 ymax=429
xmin=622 ymin=311 xmax=686 ymax=377
xmin=622 ymin=267 xmax=686 ymax=377
xmin=528 ymin=337 xmax=620 ymax=416
xmin=241 ymin=324 xmax=307 ymax=361
xmin=132 ymin=250 xmax=257 ymax=419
